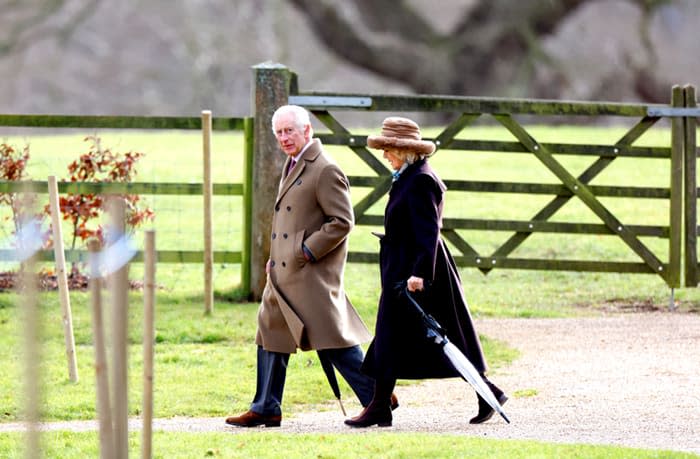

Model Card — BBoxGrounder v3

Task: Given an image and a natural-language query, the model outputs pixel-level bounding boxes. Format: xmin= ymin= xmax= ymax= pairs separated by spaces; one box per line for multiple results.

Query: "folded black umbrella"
xmin=317 ymin=352 xmax=346 ymax=416
xmin=401 ymin=284 xmax=510 ymax=424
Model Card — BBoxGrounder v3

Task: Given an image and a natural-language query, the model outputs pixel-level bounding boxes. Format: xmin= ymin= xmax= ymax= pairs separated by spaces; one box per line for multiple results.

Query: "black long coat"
xmin=362 ymin=159 xmax=488 ymax=380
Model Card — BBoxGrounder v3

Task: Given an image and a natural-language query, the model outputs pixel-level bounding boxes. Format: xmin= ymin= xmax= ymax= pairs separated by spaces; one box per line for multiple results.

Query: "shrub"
xmin=54 ymin=135 xmax=154 ymax=252
xmin=0 ymin=142 xmax=32 ymax=233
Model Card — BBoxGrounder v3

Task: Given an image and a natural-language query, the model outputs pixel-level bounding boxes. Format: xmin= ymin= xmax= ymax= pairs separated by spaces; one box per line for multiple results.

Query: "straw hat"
xmin=367 ymin=117 xmax=436 ymax=156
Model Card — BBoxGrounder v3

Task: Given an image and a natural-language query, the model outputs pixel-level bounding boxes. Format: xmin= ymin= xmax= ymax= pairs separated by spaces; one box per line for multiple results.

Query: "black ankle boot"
xmin=345 ymin=400 xmax=392 ymax=428
xmin=469 ymin=392 xmax=508 ymax=424
xmin=469 ymin=378 xmax=508 ymax=424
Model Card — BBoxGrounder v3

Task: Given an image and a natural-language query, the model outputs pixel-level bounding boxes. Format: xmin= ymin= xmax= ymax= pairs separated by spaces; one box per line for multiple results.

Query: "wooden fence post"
xmin=684 ymin=85 xmax=698 ymax=287
xmin=249 ymin=63 xmax=296 ymax=300
xmin=202 ymin=110 xmax=214 ymax=314
xmin=669 ymin=85 xmax=684 ymax=288
xmin=241 ymin=117 xmax=254 ymax=296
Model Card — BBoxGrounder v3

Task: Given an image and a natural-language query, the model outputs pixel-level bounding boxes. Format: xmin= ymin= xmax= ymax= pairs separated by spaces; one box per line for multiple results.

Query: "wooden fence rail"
xmin=0 ymin=114 xmax=254 ymax=293
xmin=2 ymin=65 xmax=699 ymax=299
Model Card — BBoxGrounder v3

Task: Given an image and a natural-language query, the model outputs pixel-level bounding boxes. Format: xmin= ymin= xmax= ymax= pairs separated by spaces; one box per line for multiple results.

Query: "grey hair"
xmin=398 ymin=151 xmax=425 ymax=164
xmin=271 ymin=105 xmax=314 ymax=137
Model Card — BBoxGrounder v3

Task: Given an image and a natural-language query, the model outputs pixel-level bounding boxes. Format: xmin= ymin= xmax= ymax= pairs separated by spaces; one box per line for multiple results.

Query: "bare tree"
xmin=0 ymin=0 xmax=101 ymax=57
xmin=287 ymin=0 xmax=674 ymax=101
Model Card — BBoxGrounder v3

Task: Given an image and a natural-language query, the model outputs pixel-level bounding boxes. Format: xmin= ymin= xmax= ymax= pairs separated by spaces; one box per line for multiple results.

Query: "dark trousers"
xmin=250 ymin=344 xmax=373 ymax=416
xmin=317 ymin=345 xmax=373 ymax=406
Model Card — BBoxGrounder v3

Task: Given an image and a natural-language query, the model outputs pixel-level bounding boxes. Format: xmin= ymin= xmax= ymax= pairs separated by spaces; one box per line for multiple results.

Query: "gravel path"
xmin=3 ymin=312 xmax=699 ymax=455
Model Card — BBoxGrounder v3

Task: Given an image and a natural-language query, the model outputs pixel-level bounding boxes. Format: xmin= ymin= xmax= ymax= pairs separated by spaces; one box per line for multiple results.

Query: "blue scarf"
xmin=392 ymin=163 xmax=409 ymax=182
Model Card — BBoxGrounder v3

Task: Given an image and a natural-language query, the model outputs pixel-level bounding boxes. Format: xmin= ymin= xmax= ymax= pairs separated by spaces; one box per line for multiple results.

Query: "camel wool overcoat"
xmin=255 ymin=139 xmax=371 ymax=353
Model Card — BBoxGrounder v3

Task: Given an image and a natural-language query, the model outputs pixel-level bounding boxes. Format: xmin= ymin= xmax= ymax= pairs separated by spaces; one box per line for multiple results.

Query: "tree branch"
xmin=288 ymin=0 xmax=455 ymax=92
xmin=288 ymin=0 xmax=598 ymax=96
xmin=0 ymin=0 xmax=101 ymax=57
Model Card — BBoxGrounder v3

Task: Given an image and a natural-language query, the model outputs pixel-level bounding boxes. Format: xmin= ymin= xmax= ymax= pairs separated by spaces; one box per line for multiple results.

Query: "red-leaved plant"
xmin=53 ymin=135 xmax=154 ymax=256
xmin=1 ymin=142 xmax=51 ymax=284
xmin=0 ymin=142 xmax=32 ymax=233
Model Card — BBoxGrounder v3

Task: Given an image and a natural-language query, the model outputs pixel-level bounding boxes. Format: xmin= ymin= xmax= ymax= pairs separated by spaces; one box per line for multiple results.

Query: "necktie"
xmin=392 ymin=170 xmax=401 ymax=182
xmin=286 ymin=159 xmax=297 ymax=177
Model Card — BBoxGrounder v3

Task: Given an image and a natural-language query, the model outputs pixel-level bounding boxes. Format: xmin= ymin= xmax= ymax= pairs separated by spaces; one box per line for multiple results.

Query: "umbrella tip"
xmin=338 ymin=398 xmax=347 ymax=417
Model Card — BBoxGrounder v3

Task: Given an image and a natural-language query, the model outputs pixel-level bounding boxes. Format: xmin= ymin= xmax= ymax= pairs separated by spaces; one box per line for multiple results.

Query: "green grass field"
xmin=1 ymin=432 xmax=696 ymax=459
xmin=1 ymin=126 xmax=698 ymax=457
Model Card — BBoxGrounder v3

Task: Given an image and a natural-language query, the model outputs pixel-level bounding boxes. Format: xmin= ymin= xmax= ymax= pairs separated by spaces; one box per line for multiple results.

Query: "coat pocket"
xmin=294 ymin=229 xmax=307 ymax=269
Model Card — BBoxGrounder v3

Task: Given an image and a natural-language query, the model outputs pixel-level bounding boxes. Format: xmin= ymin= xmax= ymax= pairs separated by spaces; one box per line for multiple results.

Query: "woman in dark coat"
xmin=345 ymin=117 xmax=507 ymax=428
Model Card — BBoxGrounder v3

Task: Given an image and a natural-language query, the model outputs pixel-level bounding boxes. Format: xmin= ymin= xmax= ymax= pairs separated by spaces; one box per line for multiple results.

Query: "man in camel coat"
xmin=226 ymin=104 xmax=384 ymax=427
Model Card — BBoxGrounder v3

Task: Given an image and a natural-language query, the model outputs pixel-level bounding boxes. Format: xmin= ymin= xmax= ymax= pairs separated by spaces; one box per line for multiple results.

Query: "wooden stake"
xmin=20 ymin=254 xmax=40 ymax=459
xmin=16 ymin=185 xmax=42 ymax=459
xmin=89 ymin=239 xmax=114 ymax=459
xmin=107 ymin=198 xmax=129 ymax=459
xmin=47 ymin=175 xmax=79 ymax=382
xmin=141 ymin=230 xmax=156 ymax=459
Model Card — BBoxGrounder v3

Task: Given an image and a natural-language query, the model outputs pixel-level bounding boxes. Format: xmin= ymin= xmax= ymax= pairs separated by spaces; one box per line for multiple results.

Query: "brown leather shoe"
xmin=345 ymin=400 xmax=392 ymax=428
xmin=225 ymin=410 xmax=281 ymax=427
xmin=390 ymin=393 xmax=399 ymax=411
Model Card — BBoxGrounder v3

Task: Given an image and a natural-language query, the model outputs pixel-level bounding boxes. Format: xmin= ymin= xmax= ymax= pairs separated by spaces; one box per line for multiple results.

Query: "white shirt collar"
xmin=293 ymin=140 xmax=313 ymax=162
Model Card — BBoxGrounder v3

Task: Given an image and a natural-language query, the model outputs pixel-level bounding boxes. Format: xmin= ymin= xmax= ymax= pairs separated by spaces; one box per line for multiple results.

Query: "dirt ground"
xmin=2 ymin=312 xmax=699 ymax=455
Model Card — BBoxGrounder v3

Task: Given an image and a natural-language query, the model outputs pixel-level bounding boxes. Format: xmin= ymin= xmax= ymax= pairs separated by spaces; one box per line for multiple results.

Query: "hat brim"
xmin=367 ymin=135 xmax=436 ymax=156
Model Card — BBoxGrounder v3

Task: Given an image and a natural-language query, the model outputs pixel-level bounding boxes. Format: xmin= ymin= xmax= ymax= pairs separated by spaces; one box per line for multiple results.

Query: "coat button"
xmin=270 ymin=260 xmax=275 ymax=267
xmin=282 ymin=262 xmax=286 ymax=267
xmin=283 ymin=233 xmax=288 ymax=239
xmin=286 ymin=206 xmax=291 ymax=211
xmin=272 ymin=233 xmax=276 ymax=239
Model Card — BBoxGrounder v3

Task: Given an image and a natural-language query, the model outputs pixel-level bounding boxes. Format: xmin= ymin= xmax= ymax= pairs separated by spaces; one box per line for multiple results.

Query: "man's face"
xmin=274 ymin=112 xmax=308 ymax=157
